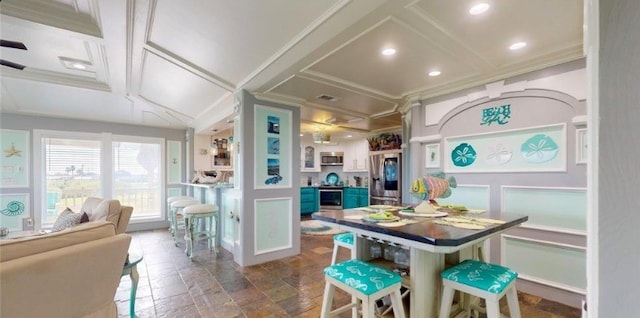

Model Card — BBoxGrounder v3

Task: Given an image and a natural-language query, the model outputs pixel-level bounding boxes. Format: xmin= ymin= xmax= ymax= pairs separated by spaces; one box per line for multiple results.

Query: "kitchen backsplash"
xmin=301 ymin=166 xmax=367 ymax=187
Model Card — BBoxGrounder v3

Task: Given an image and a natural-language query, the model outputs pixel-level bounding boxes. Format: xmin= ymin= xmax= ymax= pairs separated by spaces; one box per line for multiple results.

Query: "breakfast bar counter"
xmin=312 ymin=208 xmax=528 ymax=317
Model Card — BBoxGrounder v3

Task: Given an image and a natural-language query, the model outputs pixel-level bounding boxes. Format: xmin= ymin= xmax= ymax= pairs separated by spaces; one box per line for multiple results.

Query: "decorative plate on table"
xmin=399 ymin=211 xmax=448 ymax=218
xmin=369 ymin=205 xmax=394 ymax=209
xmin=364 ymin=211 xmax=400 ymax=223
xmin=326 ymin=172 xmax=339 ymax=185
xmin=364 ymin=215 xmax=401 ymax=223
xmin=368 ymin=205 xmax=401 ymax=211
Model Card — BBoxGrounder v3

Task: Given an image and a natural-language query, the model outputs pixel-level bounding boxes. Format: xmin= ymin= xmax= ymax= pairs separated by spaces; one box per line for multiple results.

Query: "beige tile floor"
xmin=115 ymin=227 xmax=581 ymax=318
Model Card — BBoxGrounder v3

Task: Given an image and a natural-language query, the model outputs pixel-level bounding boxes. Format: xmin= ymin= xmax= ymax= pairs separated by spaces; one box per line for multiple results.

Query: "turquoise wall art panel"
xmin=254 ymin=197 xmax=292 ymax=255
xmin=451 ymin=143 xmax=477 ymax=167
xmin=502 ymin=186 xmax=586 ymax=233
xmin=254 ymin=105 xmax=292 ymax=189
xmin=167 ymin=187 xmax=182 ymax=198
xmin=166 ymin=140 xmax=182 ymax=184
xmin=0 ymin=193 xmax=29 ymax=230
xmin=503 ymin=235 xmax=586 ymax=292
xmin=0 ymin=129 xmax=30 ymax=188
xmin=444 ymin=123 xmax=566 ymax=173
xmin=435 ymin=185 xmax=490 ymax=211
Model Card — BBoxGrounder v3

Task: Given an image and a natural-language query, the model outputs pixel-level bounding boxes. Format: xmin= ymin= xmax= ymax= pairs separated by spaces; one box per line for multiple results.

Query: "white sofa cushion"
xmin=0 ymin=221 xmax=116 ymax=262
xmin=81 ymin=197 xmax=121 ymax=223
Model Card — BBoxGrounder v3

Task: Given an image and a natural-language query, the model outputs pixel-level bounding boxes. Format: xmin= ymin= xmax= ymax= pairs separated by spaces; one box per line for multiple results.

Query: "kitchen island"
xmin=181 ymin=182 xmax=237 ymax=251
xmin=312 ymin=208 xmax=528 ymax=317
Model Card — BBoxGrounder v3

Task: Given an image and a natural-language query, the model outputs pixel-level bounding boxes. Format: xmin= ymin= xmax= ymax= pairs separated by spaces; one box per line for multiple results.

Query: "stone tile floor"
xmin=116 ymin=227 xmax=581 ymax=318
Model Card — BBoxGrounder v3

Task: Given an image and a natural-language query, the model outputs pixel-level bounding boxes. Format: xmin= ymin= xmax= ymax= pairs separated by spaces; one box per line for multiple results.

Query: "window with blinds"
xmin=113 ymin=140 xmax=162 ymax=220
xmin=43 ymin=137 xmax=102 ymax=224
xmin=40 ymin=132 xmax=165 ymax=226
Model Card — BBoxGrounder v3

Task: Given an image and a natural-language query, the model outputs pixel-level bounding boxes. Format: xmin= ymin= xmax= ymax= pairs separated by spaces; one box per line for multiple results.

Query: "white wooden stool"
xmin=331 ymin=232 xmax=353 ymax=265
xmin=167 ymin=196 xmax=194 ymax=236
xmin=439 ymin=259 xmax=521 ymax=318
xmin=321 ymin=259 xmax=406 ymax=318
xmin=169 ymin=198 xmax=199 ymax=246
xmin=182 ymin=203 xmax=218 ymax=259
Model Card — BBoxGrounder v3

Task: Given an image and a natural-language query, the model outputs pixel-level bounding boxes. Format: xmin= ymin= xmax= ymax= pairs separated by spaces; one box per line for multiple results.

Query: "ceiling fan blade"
xmin=0 ymin=59 xmax=26 ymax=70
xmin=0 ymin=40 xmax=28 ymax=50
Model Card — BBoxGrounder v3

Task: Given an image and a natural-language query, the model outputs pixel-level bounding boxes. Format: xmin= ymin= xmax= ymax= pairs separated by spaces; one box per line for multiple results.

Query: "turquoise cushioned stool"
xmin=321 ymin=259 xmax=406 ymax=318
xmin=439 ymin=259 xmax=521 ymax=318
xmin=331 ymin=232 xmax=353 ymax=265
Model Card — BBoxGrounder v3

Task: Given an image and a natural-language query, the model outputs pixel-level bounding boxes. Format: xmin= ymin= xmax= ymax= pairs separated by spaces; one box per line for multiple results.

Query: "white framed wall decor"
xmin=575 ymin=128 xmax=587 ymax=165
xmin=425 ymin=143 xmax=441 ymax=168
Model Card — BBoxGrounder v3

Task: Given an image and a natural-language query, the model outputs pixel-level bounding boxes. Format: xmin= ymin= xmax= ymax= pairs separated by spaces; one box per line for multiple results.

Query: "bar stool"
xmin=167 ymin=196 xmax=194 ymax=236
xmin=321 ymin=259 xmax=406 ymax=318
xmin=331 ymin=232 xmax=353 ymax=265
xmin=169 ymin=198 xmax=200 ymax=246
xmin=439 ymin=259 xmax=521 ymax=318
xmin=182 ymin=203 xmax=218 ymax=259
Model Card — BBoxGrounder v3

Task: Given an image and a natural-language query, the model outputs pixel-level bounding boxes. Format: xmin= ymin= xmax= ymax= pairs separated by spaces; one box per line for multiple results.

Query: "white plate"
xmin=364 ymin=216 xmax=401 ymax=223
xmin=399 ymin=211 xmax=448 ymax=218
xmin=368 ymin=205 xmax=395 ymax=209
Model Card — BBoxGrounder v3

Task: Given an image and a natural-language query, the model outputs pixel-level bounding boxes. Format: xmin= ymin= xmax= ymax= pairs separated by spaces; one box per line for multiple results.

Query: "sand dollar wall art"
xmin=444 ymin=124 xmax=566 ymax=173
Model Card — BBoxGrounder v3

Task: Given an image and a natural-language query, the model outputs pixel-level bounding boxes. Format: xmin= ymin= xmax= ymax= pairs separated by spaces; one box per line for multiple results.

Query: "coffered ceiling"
xmin=0 ymin=0 xmax=583 ymax=140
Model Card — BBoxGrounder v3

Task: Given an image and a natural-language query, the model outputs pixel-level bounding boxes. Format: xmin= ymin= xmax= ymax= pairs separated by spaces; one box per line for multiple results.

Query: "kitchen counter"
xmin=180 ymin=182 xmax=234 ymax=189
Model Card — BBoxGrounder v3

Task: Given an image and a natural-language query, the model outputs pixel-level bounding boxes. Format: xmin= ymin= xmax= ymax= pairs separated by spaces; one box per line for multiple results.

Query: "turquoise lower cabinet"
xmin=343 ymin=187 xmax=368 ymax=209
xmin=300 ymin=187 xmax=319 ymax=215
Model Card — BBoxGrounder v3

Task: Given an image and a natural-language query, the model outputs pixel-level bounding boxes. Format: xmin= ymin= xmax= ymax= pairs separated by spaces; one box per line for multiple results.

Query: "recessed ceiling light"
xmin=381 ymin=48 xmax=396 ymax=56
xmin=428 ymin=70 xmax=441 ymax=77
xmin=346 ymin=135 xmax=352 ymax=138
xmin=70 ymin=62 xmax=87 ymax=70
xmin=469 ymin=3 xmax=490 ymax=15
xmin=300 ymin=133 xmax=304 ymax=137
xmin=509 ymin=42 xmax=527 ymax=50
xmin=59 ymin=57 xmax=92 ymax=70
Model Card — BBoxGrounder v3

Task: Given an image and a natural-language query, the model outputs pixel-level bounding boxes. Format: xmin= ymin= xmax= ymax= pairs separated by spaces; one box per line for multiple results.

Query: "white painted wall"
xmin=589 ymin=0 xmax=640 ymax=316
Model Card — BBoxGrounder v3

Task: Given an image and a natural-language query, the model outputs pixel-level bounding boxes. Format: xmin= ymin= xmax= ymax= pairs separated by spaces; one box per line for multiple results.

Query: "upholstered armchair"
xmin=80 ymin=197 xmax=133 ymax=234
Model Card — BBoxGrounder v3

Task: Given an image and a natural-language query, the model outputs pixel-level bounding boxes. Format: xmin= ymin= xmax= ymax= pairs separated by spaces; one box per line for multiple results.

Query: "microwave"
xmin=321 ymin=152 xmax=344 ymax=166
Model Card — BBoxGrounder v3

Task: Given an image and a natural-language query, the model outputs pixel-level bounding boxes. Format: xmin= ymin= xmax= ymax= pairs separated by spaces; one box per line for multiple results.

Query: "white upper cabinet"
xmin=300 ymin=144 xmax=321 ymax=172
xmin=343 ymin=139 xmax=369 ymax=172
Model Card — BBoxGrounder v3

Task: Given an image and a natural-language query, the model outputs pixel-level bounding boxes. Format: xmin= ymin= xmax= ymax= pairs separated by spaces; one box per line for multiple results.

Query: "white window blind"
xmin=43 ymin=137 xmax=102 ymax=224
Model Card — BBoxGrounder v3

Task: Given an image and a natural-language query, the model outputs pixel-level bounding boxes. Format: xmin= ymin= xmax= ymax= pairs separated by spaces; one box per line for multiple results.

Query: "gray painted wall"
xmin=236 ymin=90 xmax=301 ymax=266
xmin=596 ymin=0 xmax=640 ymax=316
xmin=408 ymin=63 xmax=588 ymax=307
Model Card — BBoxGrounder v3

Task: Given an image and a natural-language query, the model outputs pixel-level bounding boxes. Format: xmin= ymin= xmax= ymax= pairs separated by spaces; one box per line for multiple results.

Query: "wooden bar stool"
xmin=439 ymin=259 xmax=521 ymax=318
xmin=321 ymin=259 xmax=406 ymax=318
xmin=182 ymin=203 xmax=218 ymax=259
xmin=169 ymin=198 xmax=199 ymax=246
xmin=331 ymin=232 xmax=353 ymax=265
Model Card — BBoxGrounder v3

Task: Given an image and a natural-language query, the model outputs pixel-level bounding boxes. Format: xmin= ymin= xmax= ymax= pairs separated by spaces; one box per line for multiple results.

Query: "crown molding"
xmin=1 ymin=67 xmax=110 ymax=91
xmin=0 ymin=0 xmax=102 ymax=38
xmin=409 ymin=134 xmax=441 ymax=144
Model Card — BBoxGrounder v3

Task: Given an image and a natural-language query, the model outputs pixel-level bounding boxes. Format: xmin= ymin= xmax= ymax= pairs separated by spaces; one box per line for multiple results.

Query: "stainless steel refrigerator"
xmin=369 ymin=150 xmax=402 ymax=206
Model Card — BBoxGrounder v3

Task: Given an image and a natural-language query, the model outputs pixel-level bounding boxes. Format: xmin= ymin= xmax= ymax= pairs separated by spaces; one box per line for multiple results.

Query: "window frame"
xmin=33 ymin=130 xmax=166 ymax=228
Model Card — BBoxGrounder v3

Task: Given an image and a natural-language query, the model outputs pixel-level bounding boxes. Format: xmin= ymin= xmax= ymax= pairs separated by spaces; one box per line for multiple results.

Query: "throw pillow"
xmin=52 ymin=208 xmax=83 ymax=232
xmin=80 ymin=211 xmax=90 ymax=223
xmin=90 ymin=199 xmax=121 ymax=223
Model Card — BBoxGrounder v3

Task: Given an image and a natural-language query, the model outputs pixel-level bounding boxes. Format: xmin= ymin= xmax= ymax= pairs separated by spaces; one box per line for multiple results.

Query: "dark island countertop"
xmin=312 ymin=208 xmax=528 ymax=248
